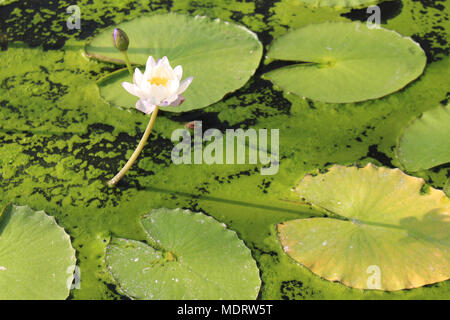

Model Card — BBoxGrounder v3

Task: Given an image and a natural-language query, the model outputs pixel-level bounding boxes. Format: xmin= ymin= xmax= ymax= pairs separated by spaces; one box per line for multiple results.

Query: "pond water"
xmin=0 ymin=0 xmax=448 ymax=299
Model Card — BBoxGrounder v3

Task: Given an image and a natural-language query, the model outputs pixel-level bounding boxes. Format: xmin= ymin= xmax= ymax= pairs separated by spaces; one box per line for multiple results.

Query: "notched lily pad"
xmin=0 ymin=204 xmax=76 ymax=300
xmin=86 ymin=13 xmax=263 ymax=112
xmin=106 ymin=208 xmax=261 ymax=300
xmin=278 ymin=164 xmax=450 ymax=291
xmin=396 ymin=104 xmax=450 ymax=172
xmin=263 ymin=22 xmax=426 ymax=103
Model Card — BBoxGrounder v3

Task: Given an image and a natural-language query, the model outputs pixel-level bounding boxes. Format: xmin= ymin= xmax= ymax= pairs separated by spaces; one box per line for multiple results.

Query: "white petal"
xmin=144 ymin=84 xmax=160 ymax=104
xmin=168 ymin=95 xmax=185 ymax=107
xmin=173 ymin=65 xmax=183 ymax=81
xmin=133 ymin=68 xmax=144 ymax=86
xmin=167 ymin=79 xmax=180 ymax=95
xmin=152 ymin=85 xmax=170 ymax=105
xmin=146 ymin=56 xmax=156 ymax=71
xmin=161 ymin=94 xmax=179 ymax=106
xmin=159 ymin=56 xmax=171 ymax=68
xmin=136 ymin=99 xmax=156 ymax=114
xmin=177 ymin=76 xmax=193 ymax=94
xmin=122 ymin=82 xmax=141 ymax=97
xmin=141 ymin=80 xmax=154 ymax=99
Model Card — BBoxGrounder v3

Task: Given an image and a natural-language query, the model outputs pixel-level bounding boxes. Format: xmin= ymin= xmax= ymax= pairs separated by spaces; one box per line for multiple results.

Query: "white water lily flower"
xmin=122 ymin=56 xmax=193 ymax=114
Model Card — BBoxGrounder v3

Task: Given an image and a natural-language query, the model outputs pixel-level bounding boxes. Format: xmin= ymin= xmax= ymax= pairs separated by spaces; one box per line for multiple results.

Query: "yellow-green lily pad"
xmin=263 ymin=22 xmax=426 ymax=103
xmin=106 ymin=208 xmax=261 ymax=299
xmin=0 ymin=205 xmax=76 ymax=299
xmin=396 ymin=104 xmax=450 ymax=172
xmin=278 ymin=164 xmax=450 ymax=291
xmin=85 ymin=13 xmax=263 ymax=112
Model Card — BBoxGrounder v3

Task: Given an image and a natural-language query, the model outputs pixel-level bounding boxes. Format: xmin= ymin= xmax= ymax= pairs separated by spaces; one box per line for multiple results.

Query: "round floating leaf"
xmin=396 ymin=104 xmax=450 ymax=172
xmin=86 ymin=13 xmax=263 ymax=112
xmin=263 ymin=22 xmax=426 ymax=103
xmin=278 ymin=164 xmax=450 ymax=291
xmin=298 ymin=0 xmax=381 ymax=8
xmin=0 ymin=205 xmax=76 ymax=299
xmin=106 ymin=208 xmax=261 ymax=299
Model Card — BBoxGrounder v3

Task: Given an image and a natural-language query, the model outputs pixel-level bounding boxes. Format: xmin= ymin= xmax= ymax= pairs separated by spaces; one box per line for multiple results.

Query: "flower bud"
xmin=112 ymin=28 xmax=129 ymax=52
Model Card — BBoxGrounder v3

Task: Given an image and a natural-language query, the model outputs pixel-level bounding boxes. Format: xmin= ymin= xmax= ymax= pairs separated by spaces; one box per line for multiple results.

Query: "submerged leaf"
xmin=263 ymin=22 xmax=426 ymax=103
xmin=106 ymin=208 xmax=261 ymax=299
xmin=396 ymin=104 xmax=450 ymax=172
xmin=278 ymin=164 xmax=450 ymax=291
xmin=0 ymin=205 xmax=76 ymax=300
xmin=86 ymin=13 xmax=263 ymax=112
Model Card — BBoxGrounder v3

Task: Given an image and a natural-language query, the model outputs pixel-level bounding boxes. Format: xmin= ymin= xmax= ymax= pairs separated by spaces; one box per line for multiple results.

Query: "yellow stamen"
xmin=148 ymin=77 xmax=168 ymax=86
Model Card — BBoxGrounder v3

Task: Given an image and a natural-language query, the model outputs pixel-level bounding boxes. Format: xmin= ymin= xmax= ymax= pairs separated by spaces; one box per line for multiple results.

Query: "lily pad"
xmin=298 ymin=0 xmax=381 ymax=8
xmin=396 ymin=104 xmax=450 ymax=172
xmin=86 ymin=13 xmax=263 ymax=112
xmin=0 ymin=205 xmax=76 ymax=299
xmin=106 ymin=208 xmax=261 ymax=299
xmin=263 ymin=22 xmax=426 ymax=103
xmin=278 ymin=164 xmax=450 ymax=291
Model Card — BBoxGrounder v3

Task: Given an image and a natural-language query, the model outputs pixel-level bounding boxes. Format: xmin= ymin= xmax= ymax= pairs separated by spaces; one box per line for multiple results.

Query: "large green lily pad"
xmin=0 ymin=205 xmax=76 ymax=300
xmin=106 ymin=208 xmax=261 ymax=299
xmin=263 ymin=22 xmax=426 ymax=103
xmin=278 ymin=164 xmax=450 ymax=291
xmin=396 ymin=104 xmax=450 ymax=172
xmin=86 ymin=13 xmax=263 ymax=112
xmin=298 ymin=0 xmax=381 ymax=8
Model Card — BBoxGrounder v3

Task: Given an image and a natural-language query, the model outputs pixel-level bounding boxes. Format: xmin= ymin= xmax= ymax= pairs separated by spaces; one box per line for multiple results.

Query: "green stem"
xmin=121 ymin=50 xmax=134 ymax=76
xmin=108 ymin=106 xmax=160 ymax=186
